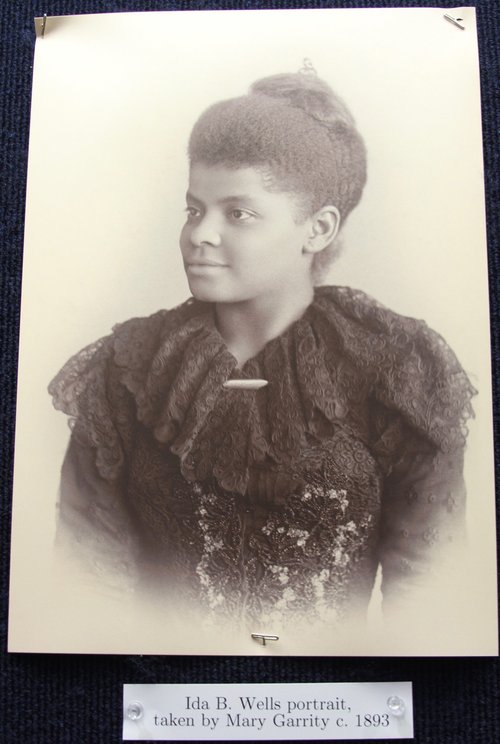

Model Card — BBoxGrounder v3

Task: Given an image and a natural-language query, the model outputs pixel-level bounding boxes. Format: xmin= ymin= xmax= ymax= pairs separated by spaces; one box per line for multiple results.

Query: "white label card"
xmin=123 ymin=682 xmax=413 ymax=740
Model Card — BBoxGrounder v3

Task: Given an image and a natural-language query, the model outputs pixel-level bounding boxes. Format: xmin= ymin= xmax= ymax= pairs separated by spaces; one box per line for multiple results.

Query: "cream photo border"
xmin=9 ymin=7 xmax=497 ymax=655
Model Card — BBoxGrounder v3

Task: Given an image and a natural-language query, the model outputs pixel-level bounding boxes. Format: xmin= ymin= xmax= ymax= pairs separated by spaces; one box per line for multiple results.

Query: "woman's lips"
xmin=187 ymin=260 xmax=227 ymax=267
xmin=186 ymin=261 xmax=228 ymax=275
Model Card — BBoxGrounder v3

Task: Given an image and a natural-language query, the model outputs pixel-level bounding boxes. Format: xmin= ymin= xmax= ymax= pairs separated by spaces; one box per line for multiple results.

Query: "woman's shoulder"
xmin=48 ymin=299 xmax=210 ymax=479
xmin=112 ymin=298 xmax=205 ymax=353
xmin=315 ymin=284 xmax=464 ymax=369
xmin=314 ymin=285 xmax=476 ymax=451
xmin=49 ymin=300 xmax=203 ymax=417
xmin=316 ymin=284 xmax=433 ymax=335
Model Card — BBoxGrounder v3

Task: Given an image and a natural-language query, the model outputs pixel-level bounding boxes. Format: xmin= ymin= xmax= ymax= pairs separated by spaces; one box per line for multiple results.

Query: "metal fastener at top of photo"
xmin=444 ymin=13 xmax=465 ymax=30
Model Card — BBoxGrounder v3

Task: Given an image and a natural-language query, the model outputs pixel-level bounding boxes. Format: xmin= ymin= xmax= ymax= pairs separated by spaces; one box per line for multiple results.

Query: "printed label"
xmin=123 ymin=682 xmax=413 ymax=740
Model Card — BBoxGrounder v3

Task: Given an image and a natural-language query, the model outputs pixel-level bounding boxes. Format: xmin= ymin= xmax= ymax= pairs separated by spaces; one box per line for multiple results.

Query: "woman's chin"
xmin=187 ymin=279 xmax=224 ymax=303
xmin=186 ymin=270 xmax=237 ymax=302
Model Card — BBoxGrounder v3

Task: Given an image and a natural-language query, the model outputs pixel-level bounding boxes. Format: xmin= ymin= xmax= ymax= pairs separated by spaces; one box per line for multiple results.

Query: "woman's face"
xmin=180 ymin=163 xmax=315 ymax=306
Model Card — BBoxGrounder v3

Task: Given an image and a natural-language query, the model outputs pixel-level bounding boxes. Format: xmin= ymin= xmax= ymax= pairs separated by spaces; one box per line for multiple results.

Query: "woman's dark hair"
xmin=188 ymin=71 xmax=367 ymax=279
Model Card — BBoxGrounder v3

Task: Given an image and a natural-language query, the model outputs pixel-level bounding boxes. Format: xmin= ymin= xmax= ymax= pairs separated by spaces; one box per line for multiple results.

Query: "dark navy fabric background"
xmin=1 ymin=2 xmax=498 ymax=742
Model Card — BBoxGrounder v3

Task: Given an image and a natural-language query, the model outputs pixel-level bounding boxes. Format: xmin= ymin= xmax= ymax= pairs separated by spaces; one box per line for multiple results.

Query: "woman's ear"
xmin=303 ymin=205 xmax=340 ymax=254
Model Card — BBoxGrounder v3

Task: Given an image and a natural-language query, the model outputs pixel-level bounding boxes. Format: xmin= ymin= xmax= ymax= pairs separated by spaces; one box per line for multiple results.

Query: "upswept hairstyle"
xmin=188 ymin=70 xmax=367 ymax=279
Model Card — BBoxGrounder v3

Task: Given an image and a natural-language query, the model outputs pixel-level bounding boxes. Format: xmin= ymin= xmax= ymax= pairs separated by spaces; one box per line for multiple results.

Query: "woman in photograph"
xmin=49 ymin=67 xmax=474 ymax=629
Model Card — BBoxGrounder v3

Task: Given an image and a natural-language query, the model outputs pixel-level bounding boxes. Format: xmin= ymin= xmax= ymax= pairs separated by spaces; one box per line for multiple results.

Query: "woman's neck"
xmin=215 ymin=284 xmax=314 ymax=367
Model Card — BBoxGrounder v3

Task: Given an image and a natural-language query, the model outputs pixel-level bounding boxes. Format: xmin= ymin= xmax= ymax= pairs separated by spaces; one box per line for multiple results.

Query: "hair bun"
xmin=250 ymin=72 xmax=355 ymax=130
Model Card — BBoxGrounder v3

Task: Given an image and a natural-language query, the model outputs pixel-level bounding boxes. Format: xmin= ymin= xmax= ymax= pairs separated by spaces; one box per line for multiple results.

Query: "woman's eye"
xmin=184 ymin=206 xmax=201 ymax=221
xmin=230 ymin=209 xmax=254 ymax=222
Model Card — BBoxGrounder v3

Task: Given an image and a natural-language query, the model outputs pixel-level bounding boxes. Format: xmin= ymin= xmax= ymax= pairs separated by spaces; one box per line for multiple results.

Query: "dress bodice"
xmin=50 ymin=286 xmax=475 ymax=625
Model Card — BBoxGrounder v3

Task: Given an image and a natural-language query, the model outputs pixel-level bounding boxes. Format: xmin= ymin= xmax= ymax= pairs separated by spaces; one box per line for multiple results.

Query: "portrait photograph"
xmin=8 ymin=7 xmax=497 ymax=655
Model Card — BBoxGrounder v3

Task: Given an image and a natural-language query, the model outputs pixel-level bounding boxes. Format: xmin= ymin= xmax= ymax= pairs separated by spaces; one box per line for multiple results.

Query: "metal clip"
xmin=35 ymin=14 xmax=48 ymax=38
xmin=444 ymin=14 xmax=465 ymax=31
xmin=251 ymin=633 xmax=279 ymax=646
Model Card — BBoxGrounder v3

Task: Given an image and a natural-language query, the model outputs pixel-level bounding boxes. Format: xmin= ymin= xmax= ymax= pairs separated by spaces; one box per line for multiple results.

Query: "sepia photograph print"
xmin=8 ymin=8 xmax=497 ymax=655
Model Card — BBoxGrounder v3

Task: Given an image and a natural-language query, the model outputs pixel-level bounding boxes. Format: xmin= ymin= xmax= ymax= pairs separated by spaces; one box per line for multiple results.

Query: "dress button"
xmin=407 ymin=488 xmax=418 ymax=503
xmin=423 ymin=528 xmax=439 ymax=544
xmin=446 ymin=493 xmax=457 ymax=512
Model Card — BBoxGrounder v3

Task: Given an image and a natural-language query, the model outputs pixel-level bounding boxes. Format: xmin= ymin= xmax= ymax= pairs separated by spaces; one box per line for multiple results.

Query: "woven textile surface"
xmin=1 ymin=1 xmax=498 ymax=742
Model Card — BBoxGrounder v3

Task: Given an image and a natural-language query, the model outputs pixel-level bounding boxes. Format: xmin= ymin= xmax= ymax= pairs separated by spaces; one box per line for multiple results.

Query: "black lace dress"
xmin=49 ymin=286 xmax=475 ymax=626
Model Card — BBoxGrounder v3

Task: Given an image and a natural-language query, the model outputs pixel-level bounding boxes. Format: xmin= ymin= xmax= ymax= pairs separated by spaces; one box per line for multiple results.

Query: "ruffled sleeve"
xmin=48 ymin=310 xmax=180 ymax=584
xmin=378 ymin=442 xmax=467 ymax=609
xmin=313 ymin=287 xmax=475 ymax=608
xmin=48 ymin=330 xmax=139 ymax=586
xmin=49 ymin=335 xmax=125 ymax=480
xmin=48 ymin=309 xmax=173 ymax=481
xmin=315 ymin=287 xmax=476 ymax=454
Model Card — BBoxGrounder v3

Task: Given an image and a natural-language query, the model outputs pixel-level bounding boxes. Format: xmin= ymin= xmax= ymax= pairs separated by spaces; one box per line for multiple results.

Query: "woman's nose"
xmin=189 ymin=215 xmax=222 ymax=247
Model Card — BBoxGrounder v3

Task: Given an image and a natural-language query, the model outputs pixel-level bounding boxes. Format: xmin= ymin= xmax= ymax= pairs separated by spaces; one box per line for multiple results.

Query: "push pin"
xmin=444 ymin=14 xmax=465 ymax=31
xmin=387 ymin=695 xmax=406 ymax=718
xmin=126 ymin=701 xmax=144 ymax=721
xmin=41 ymin=14 xmax=47 ymax=38
xmin=251 ymin=633 xmax=279 ymax=646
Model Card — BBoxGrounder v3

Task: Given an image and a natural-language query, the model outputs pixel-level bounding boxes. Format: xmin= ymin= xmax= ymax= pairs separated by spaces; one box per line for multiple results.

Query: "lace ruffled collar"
xmin=112 ymin=287 xmax=474 ymax=494
xmin=50 ymin=286 xmax=475 ymax=495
